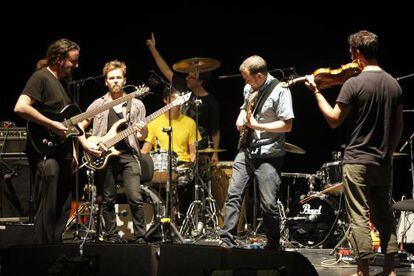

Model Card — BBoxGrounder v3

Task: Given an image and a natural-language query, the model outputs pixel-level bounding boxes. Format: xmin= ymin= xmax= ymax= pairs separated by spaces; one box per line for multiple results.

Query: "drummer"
xmin=146 ymin=32 xmax=221 ymax=166
xmin=141 ymin=87 xmax=201 ymax=214
xmin=141 ymin=87 xmax=201 ymax=164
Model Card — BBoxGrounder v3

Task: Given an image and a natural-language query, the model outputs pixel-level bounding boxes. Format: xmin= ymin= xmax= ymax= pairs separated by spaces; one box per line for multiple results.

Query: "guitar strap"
xmin=245 ymin=78 xmax=280 ymax=152
xmin=252 ymin=78 xmax=280 ymax=116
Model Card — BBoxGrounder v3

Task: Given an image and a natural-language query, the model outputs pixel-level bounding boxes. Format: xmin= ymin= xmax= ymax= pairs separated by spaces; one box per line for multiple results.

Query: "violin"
xmin=283 ymin=62 xmax=362 ymax=90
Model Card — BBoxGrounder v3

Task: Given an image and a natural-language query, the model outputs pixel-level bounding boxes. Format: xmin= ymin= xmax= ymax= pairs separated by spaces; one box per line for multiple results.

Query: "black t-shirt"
xmin=22 ymin=68 xmax=72 ymax=112
xmin=337 ymin=70 xmax=402 ymax=166
xmin=172 ymin=74 xmax=220 ymax=148
xmin=21 ymin=68 xmax=73 ymax=159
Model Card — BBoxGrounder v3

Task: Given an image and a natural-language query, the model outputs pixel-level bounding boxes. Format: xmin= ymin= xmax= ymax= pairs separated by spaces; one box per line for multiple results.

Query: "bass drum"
xmin=115 ymin=185 xmax=164 ymax=240
xmin=286 ymin=196 xmax=341 ymax=248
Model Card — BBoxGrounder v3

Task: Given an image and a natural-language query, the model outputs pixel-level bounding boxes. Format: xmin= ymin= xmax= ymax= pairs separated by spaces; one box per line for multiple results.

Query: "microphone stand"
xmin=67 ymin=74 xmax=102 ymax=242
xmin=144 ymin=82 xmax=184 ymax=243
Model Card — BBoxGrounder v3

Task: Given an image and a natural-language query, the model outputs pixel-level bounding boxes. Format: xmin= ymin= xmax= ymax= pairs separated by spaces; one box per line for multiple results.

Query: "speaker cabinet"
xmin=0 ymin=157 xmax=31 ymax=218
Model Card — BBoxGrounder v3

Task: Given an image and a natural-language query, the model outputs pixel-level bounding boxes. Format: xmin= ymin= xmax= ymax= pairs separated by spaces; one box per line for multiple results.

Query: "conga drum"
xmin=211 ymin=161 xmax=247 ymax=233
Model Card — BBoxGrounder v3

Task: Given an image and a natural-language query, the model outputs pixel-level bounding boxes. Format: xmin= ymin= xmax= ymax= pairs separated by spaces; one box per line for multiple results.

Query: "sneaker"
xmin=105 ymin=235 xmax=127 ymax=244
xmin=131 ymin=237 xmax=147 ymax=244
xmin=218 ymin=239 xmax=235 ymax=249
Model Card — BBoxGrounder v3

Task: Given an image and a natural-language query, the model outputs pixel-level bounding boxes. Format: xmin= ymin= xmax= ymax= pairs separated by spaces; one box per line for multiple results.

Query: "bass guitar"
xmin=27 ymin=85 xmax=150 ymax=156
xmin=237 ymin=91 xmax=258 ymax=150
xmin=83 ymin=92 xmax=191 ymax=170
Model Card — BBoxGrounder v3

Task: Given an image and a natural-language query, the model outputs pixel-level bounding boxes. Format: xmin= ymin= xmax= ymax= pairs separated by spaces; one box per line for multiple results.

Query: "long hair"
xmin=36 ymin=39 xmax=80 ymax=70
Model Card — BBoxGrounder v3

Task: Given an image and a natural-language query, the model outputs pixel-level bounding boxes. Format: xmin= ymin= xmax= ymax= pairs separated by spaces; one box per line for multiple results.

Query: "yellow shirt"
xmin=146 ymin=114 xmax=201 ymax=162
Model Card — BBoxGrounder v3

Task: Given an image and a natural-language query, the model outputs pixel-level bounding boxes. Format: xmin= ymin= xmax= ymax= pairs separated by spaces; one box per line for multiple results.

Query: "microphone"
xmin=68 ymin=75 xmax=104 ymax=86
xmin=149 ymin=70 xmax=170 ymax=86
xmin=218 ymin=67 xmax=296 ymax=79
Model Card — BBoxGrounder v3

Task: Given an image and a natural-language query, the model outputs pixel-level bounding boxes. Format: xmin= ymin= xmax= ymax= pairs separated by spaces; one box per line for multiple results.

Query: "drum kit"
xmin=280 ymin=151 xmax=347 ymax=248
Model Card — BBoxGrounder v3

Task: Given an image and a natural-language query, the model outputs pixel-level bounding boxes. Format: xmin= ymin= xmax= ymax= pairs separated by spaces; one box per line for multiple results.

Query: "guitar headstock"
xmin=172 ymin=92 xmax=192 ymax=106
xmin=132 ymin=85 xmax=150 ymax=99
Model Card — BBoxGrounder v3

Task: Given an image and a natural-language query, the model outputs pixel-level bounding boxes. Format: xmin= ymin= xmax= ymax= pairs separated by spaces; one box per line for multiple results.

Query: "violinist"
xmin=305 ymin=30 xmax=403 ymax=276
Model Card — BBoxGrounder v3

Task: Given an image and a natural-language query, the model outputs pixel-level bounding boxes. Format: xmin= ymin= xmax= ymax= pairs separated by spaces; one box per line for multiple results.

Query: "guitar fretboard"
xmin=68 ymin=88 xmax=147 ymax=125
xmin=104 ymin=101 xmax=178 ymax=148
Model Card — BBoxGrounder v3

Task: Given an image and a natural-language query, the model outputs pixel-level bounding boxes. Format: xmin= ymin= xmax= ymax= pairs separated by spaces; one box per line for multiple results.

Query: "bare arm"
xmin=189 ymin=143 xmax=197 ymax=162
xmin=146 ymin=32 xmax=173 ymax=82
xmin=14 ymin=94 xmax=68 ymax=136
xmin=76 ymin=118 xmax=101 ymax=157
xmin=235 ymin=109 xmax=247 ymax=131
xmin=141 ymin=141 xmax=153 ymax=154
xmin=136 ymin=122 xmax=148 ymax=141
xmin=247 ymin=117 xmax=293 ymax=133
xmin=210 ymin=129 xmax=220 ymax=165
xmin=305 ymin=75 xmax=351 ymax=128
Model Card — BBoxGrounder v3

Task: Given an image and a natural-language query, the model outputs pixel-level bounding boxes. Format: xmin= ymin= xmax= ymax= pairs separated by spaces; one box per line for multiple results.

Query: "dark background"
xmin=1 ymin=4 xmax=413 ymax=200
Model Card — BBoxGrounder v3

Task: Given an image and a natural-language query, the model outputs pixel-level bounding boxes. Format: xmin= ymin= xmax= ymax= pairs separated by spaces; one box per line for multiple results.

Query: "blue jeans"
xmin=220 ymin=151 xmax=283 ymax=247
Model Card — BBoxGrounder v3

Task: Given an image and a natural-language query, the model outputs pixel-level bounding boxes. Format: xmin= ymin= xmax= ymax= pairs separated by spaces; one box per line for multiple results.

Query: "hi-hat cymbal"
xmin=285 ymin=142 xmax=306 ymax=154
xmin=393 ymin=152 xmax=409 ymax=159
xmin=173 ymin=57 xmax=221 ymax=73
xmin=199 ymin=147 xmax=227 ymax=153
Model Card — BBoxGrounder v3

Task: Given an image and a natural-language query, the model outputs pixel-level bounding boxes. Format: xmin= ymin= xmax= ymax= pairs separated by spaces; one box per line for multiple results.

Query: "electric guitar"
xmin=237 ymin=91 xmax=258 ymax=150
xmin=83 ymin=92 xmax=191 ymax=170
xmin=27 ymin=85 xmax=150 ymax=156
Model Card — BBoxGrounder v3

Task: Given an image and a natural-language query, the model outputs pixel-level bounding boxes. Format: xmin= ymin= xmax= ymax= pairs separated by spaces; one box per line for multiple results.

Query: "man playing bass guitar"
xmin=78 ymin=60 xmax=148 ymax=243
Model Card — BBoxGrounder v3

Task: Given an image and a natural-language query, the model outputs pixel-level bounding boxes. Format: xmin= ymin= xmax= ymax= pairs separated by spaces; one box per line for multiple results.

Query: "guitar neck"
xmin=104 ymin=101 xmax=177 ymax=148
xmin=70 ymin=89 xmax=144 ymax=125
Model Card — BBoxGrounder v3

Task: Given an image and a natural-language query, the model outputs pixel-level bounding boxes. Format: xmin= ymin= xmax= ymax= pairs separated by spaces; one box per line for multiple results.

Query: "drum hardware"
xmin=173 ymin=57 xmax=222 ymax=240
xmin=65 ymin=169 xmax=101 ymax=242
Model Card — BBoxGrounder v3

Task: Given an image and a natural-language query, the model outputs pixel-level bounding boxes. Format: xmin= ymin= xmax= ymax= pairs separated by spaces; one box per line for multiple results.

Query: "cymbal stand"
xmin=180 ymin=66 xmax=220 ymax=239
xmin=65 ymin=169 xmax=100 ymax=243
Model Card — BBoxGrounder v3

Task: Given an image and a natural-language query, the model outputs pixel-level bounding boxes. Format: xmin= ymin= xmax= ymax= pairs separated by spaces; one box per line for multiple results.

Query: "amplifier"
xmin=0 ymin=127 xmax=27 ymax=156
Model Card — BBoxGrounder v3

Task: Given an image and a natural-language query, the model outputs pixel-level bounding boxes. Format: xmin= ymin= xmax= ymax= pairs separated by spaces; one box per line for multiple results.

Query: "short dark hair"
xmin=348 ymin=30 xmax=379 ymax=60
xmin=239 ymin=55 xmax=267 ymax=75
xmin=162 ymin=86 xmax=180 ymax=100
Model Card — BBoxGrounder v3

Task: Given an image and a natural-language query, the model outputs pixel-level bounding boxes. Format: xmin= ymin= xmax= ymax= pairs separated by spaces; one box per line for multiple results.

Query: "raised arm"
xmin=146 ymin=32 xmax=173 ymax=82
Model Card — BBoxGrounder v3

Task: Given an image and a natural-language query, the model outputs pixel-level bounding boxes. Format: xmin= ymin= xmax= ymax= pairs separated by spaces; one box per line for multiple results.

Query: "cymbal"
xmin=173 ymin=57 xmax=221 ymax=73
xmin=199 ymin=147 xmax=227 ymax=153
xmin=285 ymin=142 xmax=305 ymax=154
xmin=393 ymin=152 xmax=409 ymax=159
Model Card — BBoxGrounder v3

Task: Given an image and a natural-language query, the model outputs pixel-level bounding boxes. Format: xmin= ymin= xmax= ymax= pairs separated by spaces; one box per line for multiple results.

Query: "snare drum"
xmin=150 ymin=150 xmax=178 ymax=184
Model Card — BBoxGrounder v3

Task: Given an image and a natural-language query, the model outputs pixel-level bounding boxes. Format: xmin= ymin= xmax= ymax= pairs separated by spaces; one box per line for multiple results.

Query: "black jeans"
xmin=220 ymin=151 xmax=283 ymax=247
xmin=30 ymin=157 xmax=72 ymax=243
xmin=100 ymin=156 xmax=145 ymax=238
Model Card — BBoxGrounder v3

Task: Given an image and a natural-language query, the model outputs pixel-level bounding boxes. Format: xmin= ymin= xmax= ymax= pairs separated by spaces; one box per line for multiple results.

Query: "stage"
xmin=1 ymin=227 xmax=414 ymax=276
